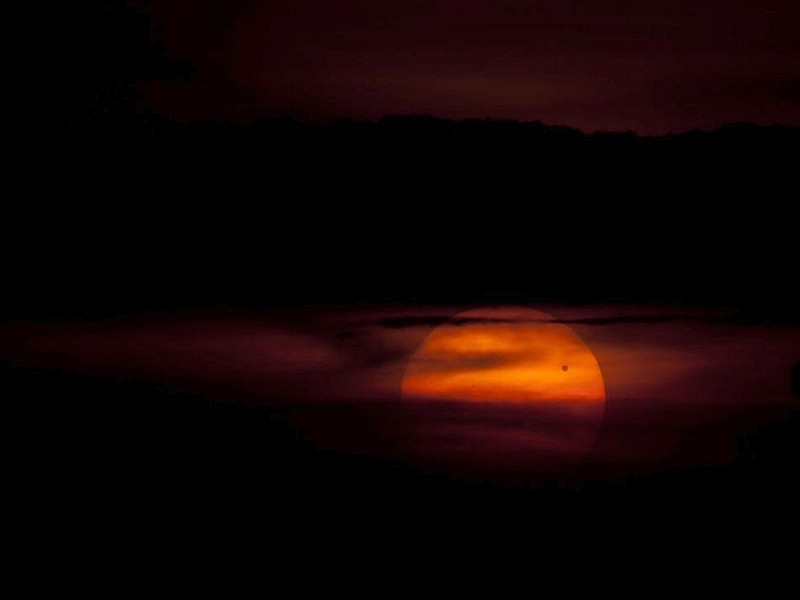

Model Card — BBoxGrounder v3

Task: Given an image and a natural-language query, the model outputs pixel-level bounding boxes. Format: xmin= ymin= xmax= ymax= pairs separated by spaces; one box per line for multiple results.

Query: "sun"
xmin=402 ymin=307 xmax=606 ymax=407
xmin=399 ymin=307 xmax=606 ymax=463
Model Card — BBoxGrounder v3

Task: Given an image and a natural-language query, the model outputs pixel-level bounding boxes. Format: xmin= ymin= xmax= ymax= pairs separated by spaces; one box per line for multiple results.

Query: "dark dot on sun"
xmin=562 ymin=365 xmax=569 ymax=372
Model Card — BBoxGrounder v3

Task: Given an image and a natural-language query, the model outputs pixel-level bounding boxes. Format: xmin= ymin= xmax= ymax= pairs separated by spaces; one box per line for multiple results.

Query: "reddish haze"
xmin=144 ymin=0 xmax=800 ymax=133
xmin=2 ymin=305 xmax=798 ymax=481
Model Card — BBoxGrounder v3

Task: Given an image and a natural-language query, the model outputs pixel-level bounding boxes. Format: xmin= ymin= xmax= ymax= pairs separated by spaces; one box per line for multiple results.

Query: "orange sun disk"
xmin=402 ymin=307 xmax=606 ymax=407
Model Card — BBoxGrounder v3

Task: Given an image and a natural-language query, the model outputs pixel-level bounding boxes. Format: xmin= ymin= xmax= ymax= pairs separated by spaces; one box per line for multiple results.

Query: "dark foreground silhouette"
xmin=15 ymin=0 xmax=796 ymax=322
xmin=9 ymin=114 xmax=800 ymax=322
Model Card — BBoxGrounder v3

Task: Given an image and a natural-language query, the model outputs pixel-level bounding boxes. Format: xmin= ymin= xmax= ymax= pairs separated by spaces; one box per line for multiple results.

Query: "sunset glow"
xmin=402 ymin=308 xmax=606 ymax=406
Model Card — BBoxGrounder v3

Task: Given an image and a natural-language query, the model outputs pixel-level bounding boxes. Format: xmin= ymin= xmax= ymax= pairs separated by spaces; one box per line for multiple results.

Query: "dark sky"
xmin=142 ymin=0 xmax=800 ymax=133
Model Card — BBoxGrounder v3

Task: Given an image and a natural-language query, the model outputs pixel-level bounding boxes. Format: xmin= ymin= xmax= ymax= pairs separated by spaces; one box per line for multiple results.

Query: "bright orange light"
xmin=402 ymin=307 xmax=606 ymax=407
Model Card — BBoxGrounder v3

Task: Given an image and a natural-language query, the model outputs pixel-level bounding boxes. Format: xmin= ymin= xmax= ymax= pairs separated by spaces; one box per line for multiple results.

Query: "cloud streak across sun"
xmin=2 ymin=304 xmax=797 ymax=480
xmin=401 ymin=308 xmax=606 ymax=405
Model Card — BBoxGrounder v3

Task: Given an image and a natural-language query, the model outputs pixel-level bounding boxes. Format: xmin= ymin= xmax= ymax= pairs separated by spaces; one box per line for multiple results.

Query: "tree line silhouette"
xmin=12 ymin=0 xmax=798 ymax=321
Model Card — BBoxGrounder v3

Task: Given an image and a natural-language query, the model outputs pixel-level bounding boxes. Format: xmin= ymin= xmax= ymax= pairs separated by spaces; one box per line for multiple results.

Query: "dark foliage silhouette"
xmin=26 ymin=2 xmax=796 ymax=325
xmin=13 ymin=112 xmax=798 ymax=321
xmin=50 ymin=1 xmax=189 ymax=132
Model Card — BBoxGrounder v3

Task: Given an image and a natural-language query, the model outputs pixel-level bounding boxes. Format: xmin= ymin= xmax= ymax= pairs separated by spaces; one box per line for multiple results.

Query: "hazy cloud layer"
xmin=2 ymin=304 xmax=797 ymax=480
xmin=144 ymin=0 xmax=800 ymax=133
